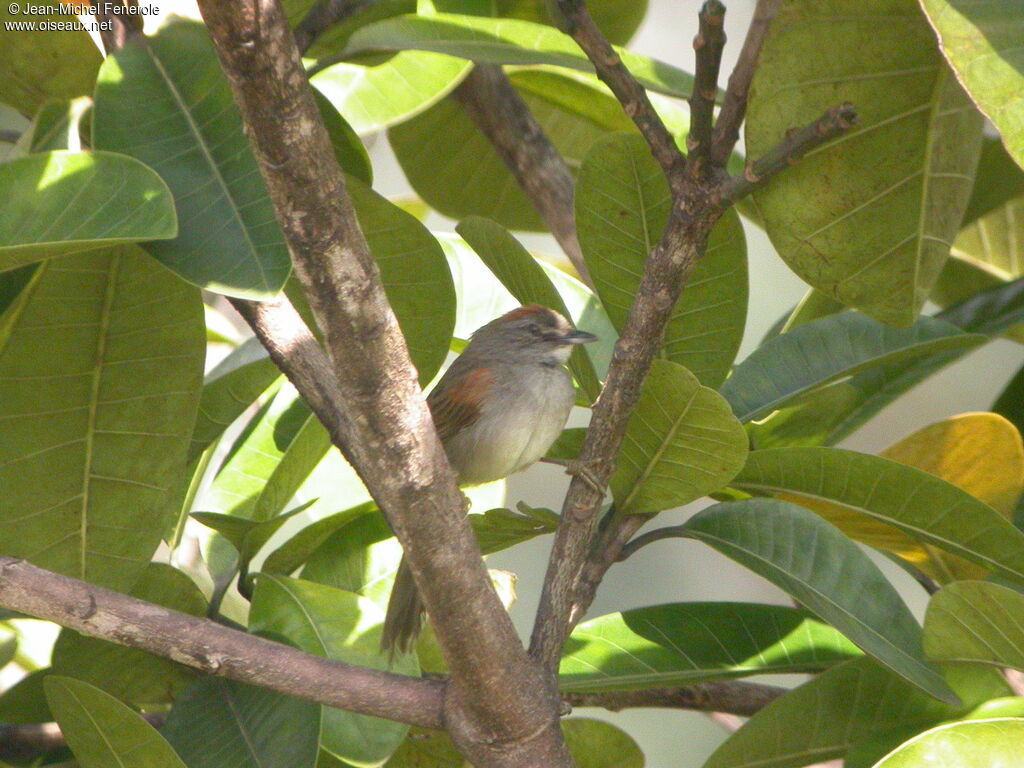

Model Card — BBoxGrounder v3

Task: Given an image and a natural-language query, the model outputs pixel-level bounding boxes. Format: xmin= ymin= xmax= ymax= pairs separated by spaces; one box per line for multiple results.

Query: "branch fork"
xmin=529 ymin=0 xmax=858 ymax=675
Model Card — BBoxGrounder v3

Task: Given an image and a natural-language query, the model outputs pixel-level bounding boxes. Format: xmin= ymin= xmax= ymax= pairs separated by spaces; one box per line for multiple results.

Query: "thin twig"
xmin=710 ymin=0 xmax=782 ymax=166
xmin=552 ymin=0 xmax=685 ymax=191
xmin=570 ymin=512 xmax=649 ymax=624
xmin=714 ymin=103 xmax=858 ymax=204
xmin=0 ymin=557 xmax=445 ymax=729
xmin=616 ymin=523 xmax=686 ymax=562
xmin=687 ymin=0 xmax=727 ymax=175
xmin=565 ymin=681 xmax=785 ymax=717
xmin=452 ymin=64 xmax=592 ymax=289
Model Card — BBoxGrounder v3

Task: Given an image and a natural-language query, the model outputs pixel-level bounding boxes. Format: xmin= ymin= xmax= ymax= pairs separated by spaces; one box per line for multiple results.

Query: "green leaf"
xmin=193 ymin=499 xmax=317 ymax=562
xmin=545 ymin=427 xmax=586 ymax=463
xmin=680 ymin=499 xmax=958 ymax=704
xmin=924 ymin=581 xmax=1024 ymax=670
xmin=456 ymin=215 xmax=601 ymax=401
xmin=344 ymin=14 xmax=696 ymax=98
xmin=348 ymin=178 xmax=456 ymax=385
xmin=25 ymin=97 xmax=91 ymax=154
xmin=746 ymin=0 xmax=984 ymax=326
xmin=390 ymin=69 xmax=634 ymax=232
xmin=204 ymin=304 xmax=244 ymax=346
xmin=561 ymin=718 xmax=644 ymax=768
xmin=733 ymin=447 xmax=1024 ymax=584
xmin=313 ymin=89 xmax=373 ymax=184
xmin=0 ymin=248 xmax=205 ymax=592
xmin=93 ymin=20 xmax=292 ymax=299
xmin=189 ymin=337 xmax=280 ymax=462
xmin=0 ymin=668 xmax=53 ymax=724
xmin=994 ymin=361 xmax=1024 ymax=438
xmin=779 ymin=288 xmax=848 ymax=335
xmin=964 ymin=697 xmax=1024 ymax=721
xmin=0 ymin=265 xmax=38 ymax=317
xmin=500 ymin=0 xmax=647 ymax=46
xmin=262 ymin=503 xmax=378 ymax=578
xmin=703 ymin=657 xmax=1003 ymax=768
xmin=311 ymin=52 xmax=469 ymax=135
xmin=931 ymin=199 xmax=1024 ymax=339
xmin=299 ymin=503 xmax=558 ymax=607
xmin=51 ymin=564 xmax=205 ymax=707
xmin=203 ymin=384 xmax=322 ymax=521
xmin=0 ymin=10 xmax=102 ymax=115
xmin=252 ymin=419 xmax=332 ymax=523
xmin=611 ymin=360 xmax=749 ymax=515
xmin=250 ymin=575 xmax=415 ymax=766
xmin=962 ymin=136 xmax=1024 ymax=226
xmin=756 ymin=277 xmax=1024 ymax=448
xmin=45 ymin=675 xmax=187 ymax=768
xmin=939 ymin=275 xmax=1024 ymax=334
xmin=720 ymin=313 xmax=984 ymax=423
xmin=873 ymin=718 xmax=1024 ymax=768
xmin=576 ymin=133 xmax=748 ymax=388
xmin=0 ymin=634 xmax=16 ymax=671
xmin=471 ymin=503 xmax=560 ymax=554
xmin=0 ymin=151 xmax=177 ymax=270
xmin=162 ymin=677 xmax=319 ymax=768
xmin=299 ymin=513 xmax=401 ymax=607
xmin=559 ymin=602 xmax=861 ymax=692
xmin=920 ymin=0 xmax=1024 ymax=174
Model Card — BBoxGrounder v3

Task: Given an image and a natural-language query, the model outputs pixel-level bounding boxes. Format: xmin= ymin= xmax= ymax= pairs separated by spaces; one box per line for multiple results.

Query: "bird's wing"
xmin=427 ymin=367 xmax=493 ymax=443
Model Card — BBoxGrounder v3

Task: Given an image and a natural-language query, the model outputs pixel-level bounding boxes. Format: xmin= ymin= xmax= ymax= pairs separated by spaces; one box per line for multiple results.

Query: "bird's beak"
xmin=562 ymin=329 xmax=598 ymax=344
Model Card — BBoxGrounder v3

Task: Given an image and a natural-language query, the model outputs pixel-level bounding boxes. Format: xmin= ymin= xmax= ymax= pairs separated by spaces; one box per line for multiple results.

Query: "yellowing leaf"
xmin=882 ymin=413 xmax=1024 ymax=514
xmin=785 ymin=413 xmax=1024 ymax=582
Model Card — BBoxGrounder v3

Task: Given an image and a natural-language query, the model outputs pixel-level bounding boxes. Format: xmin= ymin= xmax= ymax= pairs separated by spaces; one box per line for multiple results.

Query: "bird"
xmin=380 ymin=303 xmax=597 ymax=656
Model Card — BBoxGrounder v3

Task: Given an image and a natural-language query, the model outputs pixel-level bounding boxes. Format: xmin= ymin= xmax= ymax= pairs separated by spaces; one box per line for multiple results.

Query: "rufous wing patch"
xmin=428 ymin=367 xmax=493 ymax=443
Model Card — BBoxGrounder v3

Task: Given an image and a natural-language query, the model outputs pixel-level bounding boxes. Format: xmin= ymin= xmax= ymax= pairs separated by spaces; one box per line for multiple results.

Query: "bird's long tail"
xmin=381 ymin=556 xmax=424 ymax=660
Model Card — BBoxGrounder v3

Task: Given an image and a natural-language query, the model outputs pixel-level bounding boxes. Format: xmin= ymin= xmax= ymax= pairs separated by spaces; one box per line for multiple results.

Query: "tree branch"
xmin=452 ymin=64 xmax=592 ymax=289
xmin=687 ymin=0 xmax=727 ymax=175
xmin=293 ymin=0 xmax=373 ymax=55
xmin=530 ymin=207 xmax=720 ymax=671
xmin=565 ymin=681 xmax=785 ymax=717
xmin=0 ymin=722 xmax=68 ymax=763
xmin=710 ymin=0 xmax=782 ymax=166
xmin=197 ymin=2 xmax=569 ymax=765
xmin=0 ymin=557 xmax=445 ymax=729
xmin=552 ymin=0 xmax=685 ymax=191
xmin=714 ymin=103 xmax=857 ymax=204
xmin=94 ymin=0 xmax=142 ymax=55
xmin=570 ymin=512 xmax=650 ymax=623
xmin=531 ymin=0 xmax=858 ymax=677
xmin=0 ymin=714 xmax=168 ymax=762
xmin=228 ymin=296 xmax=356 ymax=446
xmin=616 ymin=523 xmax=686 ymax=561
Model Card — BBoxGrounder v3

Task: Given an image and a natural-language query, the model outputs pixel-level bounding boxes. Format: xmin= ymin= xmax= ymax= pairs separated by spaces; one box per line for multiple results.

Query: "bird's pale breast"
xmin=443 ymin=363 xmax=575 ymax=486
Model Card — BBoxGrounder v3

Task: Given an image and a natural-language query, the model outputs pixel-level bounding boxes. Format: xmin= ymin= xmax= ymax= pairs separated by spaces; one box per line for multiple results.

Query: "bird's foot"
xmin=565 ymin=458 xmax=605 ymax=496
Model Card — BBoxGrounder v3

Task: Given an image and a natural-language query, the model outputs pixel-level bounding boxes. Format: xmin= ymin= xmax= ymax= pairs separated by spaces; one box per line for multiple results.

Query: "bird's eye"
xmin=527 ymin=322 xmax=542 ymax=336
